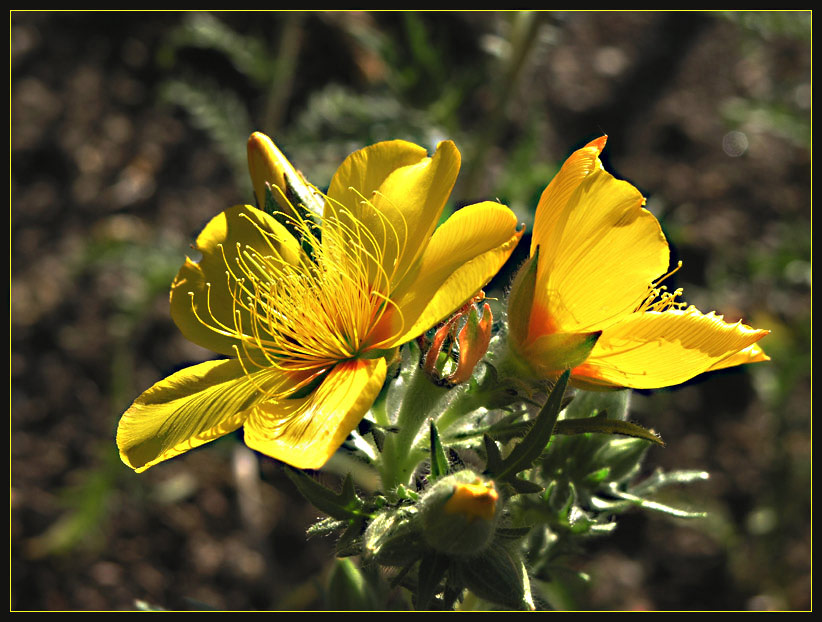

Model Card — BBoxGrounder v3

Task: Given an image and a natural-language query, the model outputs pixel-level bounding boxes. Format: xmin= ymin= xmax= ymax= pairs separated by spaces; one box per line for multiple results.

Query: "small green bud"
xmin=363 ymin=508 xmax=423 ymax=567
xmin=419 ymin=470 xmax=500 ymax=556
xmin=456 ymin=540 xmax=535 ymax=610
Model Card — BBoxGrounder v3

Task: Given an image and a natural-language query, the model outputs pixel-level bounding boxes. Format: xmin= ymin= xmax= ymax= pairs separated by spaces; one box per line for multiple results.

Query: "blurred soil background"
xmin=10 ymin=11 xmax=811 ymax=611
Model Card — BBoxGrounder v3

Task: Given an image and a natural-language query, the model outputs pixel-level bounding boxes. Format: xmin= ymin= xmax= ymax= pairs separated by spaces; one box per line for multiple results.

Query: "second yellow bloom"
xmin=507 ymin=136 xmax=768 ymax=390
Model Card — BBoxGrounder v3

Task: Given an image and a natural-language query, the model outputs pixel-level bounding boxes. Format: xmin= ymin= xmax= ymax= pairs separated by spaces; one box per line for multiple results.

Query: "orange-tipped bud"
xmin=449 ymin=302 xmax=493 ymax=385
xmin=444 ymin=479 xmax=499 ymax=522
xmin=422 ymin=293 xmax=492 ymax=386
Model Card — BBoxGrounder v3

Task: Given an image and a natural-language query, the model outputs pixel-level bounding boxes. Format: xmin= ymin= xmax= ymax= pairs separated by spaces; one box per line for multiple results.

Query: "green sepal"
xmin=416 ymin=550 xmax=450 ymax=610
xmin=429 ymin=419 xmax=450 ymax=481
xmin=325 ymin=558 xmax=376 ymax=610
xmin=262 ymin=182 xmax=279 ymax=217
xmin=553 ymin=413 xmax=665 ymax=446
xmin=285 ymin=468 xmax=367 ymax=521
xmin=336 ymin=516 xmax=365 ymax=557
xmin=284 ymin=168 xmax=324 ymax=220
xmin=455 ymin=541 xmax=535 ymax=610
xmin=507 ymin=250 xmax=539 ymax=346
xmin=525 ymin=330 xmax=602 ymax=376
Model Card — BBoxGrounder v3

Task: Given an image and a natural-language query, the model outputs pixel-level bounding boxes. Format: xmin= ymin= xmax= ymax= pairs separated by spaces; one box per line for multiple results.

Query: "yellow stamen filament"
xmin=188 ymin=190 xmax=410 ymax=397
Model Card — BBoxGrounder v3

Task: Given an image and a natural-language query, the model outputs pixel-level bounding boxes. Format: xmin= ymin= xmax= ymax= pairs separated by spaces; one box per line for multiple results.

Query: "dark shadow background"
xmin=11 ymin=11 xmax=810 ymax=611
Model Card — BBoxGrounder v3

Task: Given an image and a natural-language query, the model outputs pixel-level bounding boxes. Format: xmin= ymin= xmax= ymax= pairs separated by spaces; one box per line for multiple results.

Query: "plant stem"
xmin=379 ymin=363 xmax=449 ymax=492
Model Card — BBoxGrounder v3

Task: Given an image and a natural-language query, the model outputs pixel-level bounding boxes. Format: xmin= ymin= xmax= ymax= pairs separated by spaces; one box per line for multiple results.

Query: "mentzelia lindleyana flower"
xmin=117 ymin=133 xmax=523 ymax=471
xmin=507 ymin=136 xmax=768 ymax=390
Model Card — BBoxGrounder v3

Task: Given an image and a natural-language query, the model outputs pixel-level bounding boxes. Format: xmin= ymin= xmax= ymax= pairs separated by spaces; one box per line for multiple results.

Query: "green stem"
xmin=379 ymin=364 xmax=449 ymax=492
xmin=435 ymin=388 xmax=481 ymax=434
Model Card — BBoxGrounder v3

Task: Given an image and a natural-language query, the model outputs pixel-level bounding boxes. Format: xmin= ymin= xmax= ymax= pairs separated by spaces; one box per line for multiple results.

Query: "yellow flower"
xmin=507 ymin=136 xmax=769 ymax=390
xmin=117 ymin=134 xmax=523 ymax=471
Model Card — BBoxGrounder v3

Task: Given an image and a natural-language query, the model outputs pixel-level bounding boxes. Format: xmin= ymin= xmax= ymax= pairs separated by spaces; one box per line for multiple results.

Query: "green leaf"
xmin=509 ymin=477 xmax=545 ymax=495
xmin=429 ymin=419 xmax=449 ymax=480
xmin=553 ymin=415 xmax=665 ymax=446
xmin=630 ymin=468 xmax=710 ymax=497
xmin=608 ymin=487 xmax=708 ymax=519
xmin=493 ymin=369 xmax=570 ymax=482
xmin=306 ymin=517 xmax=347 ymax=538
xmin=285 ymin=468 xmax=367 ymax=521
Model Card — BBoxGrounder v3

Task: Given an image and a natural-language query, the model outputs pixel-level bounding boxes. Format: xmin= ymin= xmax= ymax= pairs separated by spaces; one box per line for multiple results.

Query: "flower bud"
xmin=247 ymin=131 xmax=303 ymax=218
xmin=455 ymin=540 xmax=535 ymax=610
xmin=419 ymin=470 xmax=500 ymax=556
xmin=422 ymin=293 xmax=492 ymax=386
xmin=363 ymin=508 xmax=423 ymax=567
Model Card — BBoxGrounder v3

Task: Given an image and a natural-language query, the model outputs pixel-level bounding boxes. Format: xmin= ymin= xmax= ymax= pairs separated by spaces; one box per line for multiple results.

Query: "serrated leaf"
xmin=553 ymin=416 xmax=665 ymax=446
xmin=285 ymin=468 xmax=366 ymax=521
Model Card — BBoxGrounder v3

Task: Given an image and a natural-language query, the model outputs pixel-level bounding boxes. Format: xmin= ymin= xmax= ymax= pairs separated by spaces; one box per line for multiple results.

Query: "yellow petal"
xmin=117 ymin=359 xmax=283 ymax=472
xmin=530 ymin=140 xmax=669 ymax=338
xmin=325 ymin=139 xmax=460 ymax=290
xmin=247 ymin=132 xmax=304 ymax=217
xmin=170 ymin=204 xmax=303 ymax=357
xmin=571 ymin=306 xmax=770 ymax=389
xmin=706 ymin=342 xmax=770 ymax=372
xmin=379 ymin=201 xmax=523 ymax=346
xmin=243 ymin=357 xmax=387 ymax=469
xmin=530 ymin=136 xmax=607 ymax=257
